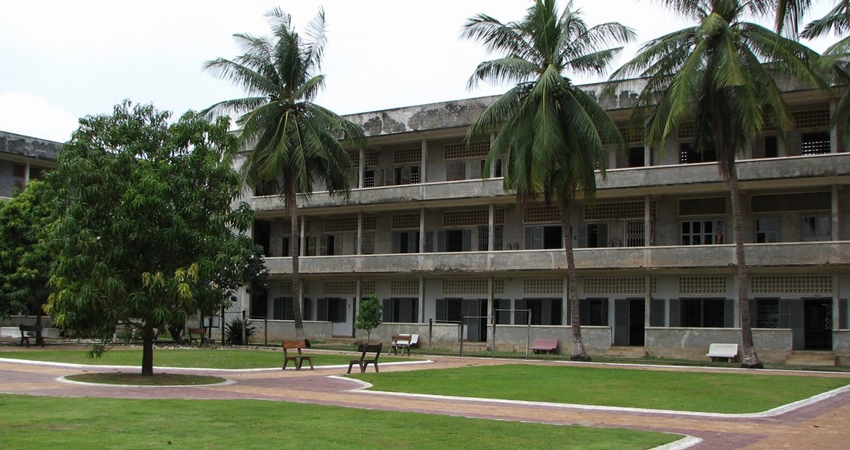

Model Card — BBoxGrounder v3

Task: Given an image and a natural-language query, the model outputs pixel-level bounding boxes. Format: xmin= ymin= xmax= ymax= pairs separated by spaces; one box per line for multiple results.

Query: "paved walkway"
xmin=2 ymin=351 xmax=850 ymax=449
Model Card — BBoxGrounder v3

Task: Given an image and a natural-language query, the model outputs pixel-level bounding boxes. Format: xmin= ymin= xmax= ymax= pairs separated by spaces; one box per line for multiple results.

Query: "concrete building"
xmin=0 ymin=131 xmax=60 ymax=200
xmin=241 ymin=78 xmax=850 ymax=364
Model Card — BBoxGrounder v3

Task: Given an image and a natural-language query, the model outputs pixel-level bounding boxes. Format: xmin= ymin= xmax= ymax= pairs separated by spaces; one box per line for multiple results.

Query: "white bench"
xmin=707 ymin=343 xmax=739 ymax=362
xmin=389 ymin=334 xmax=419 ymax=355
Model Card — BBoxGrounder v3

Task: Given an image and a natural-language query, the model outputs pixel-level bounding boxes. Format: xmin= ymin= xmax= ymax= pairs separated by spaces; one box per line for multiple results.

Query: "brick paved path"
xmin=2 ymin=354 xmax=850 ymax=449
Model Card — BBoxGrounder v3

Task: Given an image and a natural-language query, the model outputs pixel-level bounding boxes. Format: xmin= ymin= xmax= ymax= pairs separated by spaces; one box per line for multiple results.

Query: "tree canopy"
xmin=464 ymin=0 xmax=633 ymax=360
xmin=45 ymin=101 xmax=263 ymax=375
xmin=355 ymin=294 xmax=383 ymax=343
xmin=0 ymin=180 xmax=57 ymax=327
xmin=203 ymin=7 xmax=364 ymax=340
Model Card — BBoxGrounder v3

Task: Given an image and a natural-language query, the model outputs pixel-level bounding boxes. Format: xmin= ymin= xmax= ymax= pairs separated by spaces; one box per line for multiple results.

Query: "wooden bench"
xmin=389 ymin=334 xmax=418 ymax=356
xmin=187 ymin=327 xmax=209 ymax=346
xmin=529 ymin=338 xmax=558 ymax=354
xmin=282 ymin=340 xmax=314 ymax=370
xmin=347 ymin=343 xmax=382 ymax=374
xmin=706 ymin=343 xmax=739 ymax=362
xmin=19 ymin=325 xmax=43 ymax=348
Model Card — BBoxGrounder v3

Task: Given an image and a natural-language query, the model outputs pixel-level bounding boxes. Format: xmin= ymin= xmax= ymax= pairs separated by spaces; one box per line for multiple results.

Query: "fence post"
xmin=220 ymin=307 xmax=225 ymax=345
xmin=428 ymin=319 xmax=433 ymax=354
xmin=264 ymin=316 xmax=268 ymax=346
xmin=459 ymin=321 xmax=464 ymax=357
xmin=242 ymin=310 xmax=247 ymax=345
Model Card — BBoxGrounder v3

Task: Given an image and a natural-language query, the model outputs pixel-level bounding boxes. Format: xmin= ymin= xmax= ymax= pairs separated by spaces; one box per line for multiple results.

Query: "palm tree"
xmin=203 ymin=8 xmax=364 ymax=340
xmin=464 ymin=0 xmax=635 ymax=361
xmin=611 ymin=0 xmax=822 ymax=368
xmin=778 ymin=1 xmax=850 ymax=137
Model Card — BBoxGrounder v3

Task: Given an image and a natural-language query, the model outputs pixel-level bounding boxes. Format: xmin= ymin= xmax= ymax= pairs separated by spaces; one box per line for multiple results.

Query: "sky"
xmin=0 ymin=0 xmax=839 ymax=142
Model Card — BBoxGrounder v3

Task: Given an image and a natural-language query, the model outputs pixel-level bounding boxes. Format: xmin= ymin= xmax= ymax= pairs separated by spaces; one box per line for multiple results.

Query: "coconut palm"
xmin=464 ymin=0 xmax=635 ymax=361
xmin=611 ymin=0 xmax=822 ymax=368
xmin=203 ymin=8 xmax=363 ymax=340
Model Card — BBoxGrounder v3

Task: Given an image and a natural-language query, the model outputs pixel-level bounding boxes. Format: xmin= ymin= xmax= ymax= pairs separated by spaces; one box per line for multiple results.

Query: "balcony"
xmin=249 ymin=153 xmax=850 ymax=214
xmin=263 ymin=241 xmax=850 ymax=276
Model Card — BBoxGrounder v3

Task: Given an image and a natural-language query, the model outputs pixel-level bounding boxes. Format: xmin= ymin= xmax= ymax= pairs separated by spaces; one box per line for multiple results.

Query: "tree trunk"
xmin=35 ymin=312 xmax=44 ymax=347
xmin=729 ymin=172 xmax=763 ymax=369
xmin=562 ymin=199 xmax=589 ymax=361
xmin=288 ymin=180 xmax=306 ymax=341
xmin=141 ymin=325 xmax=155 ymax=376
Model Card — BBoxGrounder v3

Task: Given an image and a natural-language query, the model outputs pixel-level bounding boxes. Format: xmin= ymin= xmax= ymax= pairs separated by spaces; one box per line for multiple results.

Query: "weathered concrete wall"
xmin=646 ymin=327 xmax=793 ymax=362
xmin=248 ymin=320 xmax=333 ymax=344
xmin=492 ymin=325 xmax=611 ymax=354
xmin=0 ymin=131 xmax=62 ymax=161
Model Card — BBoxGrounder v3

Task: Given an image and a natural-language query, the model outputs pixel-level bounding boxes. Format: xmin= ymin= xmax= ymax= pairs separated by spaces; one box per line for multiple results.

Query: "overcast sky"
xmin=0 ymin=0 xmax=838 ymax=142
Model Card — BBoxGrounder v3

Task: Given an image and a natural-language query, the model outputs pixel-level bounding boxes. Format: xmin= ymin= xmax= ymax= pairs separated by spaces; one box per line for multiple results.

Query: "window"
xmin=579 ymin=224 xmax=608 ymax=248
xmin=392 ymin=231 xmax=420 ymax=253
xmin=382 ymin=298 xmax=418 ymax=323
xmin=478 ymin=226 xmax=503 ymax=251
xmin=566 ymin=298 xmax=608 ymax=325
xmin=801 ymin=132 xmax=830 ymax=155
xmin=446 ymin=161 xmax=466 ymax=181
xmin=680 ymin=142 xmax=716 ymax=164
xmin=514 ymin=299 xmax=563 ymax=325
xmin=12 ymin=164 xmax=26 ymax=178
xmin=250 ymin=293 xmax=268 ymax=319
xmin=272 ymin=297 xmax=294 ymax=320
xmin=679 ymin=298 xmax=727 ymax=327
xmin=361 ymin=233 xmax=374 ymax=254
xmin=524 ymin=225 xmax=563 ymax=249
xmin=628 ymin=146 xmax=645 ymax=167
xmin=802 ymin=215 xmax=831 ymax=241
xmin=393 ymin=165 xmax=419 ymax=185
xmin=438 ymin=229 xmax=471 ymax=252
xmin=364 ymin=169 xmax=376 ymax=188
xmin=322 ymin=235 xmax=342 ymax=256
xmin=755 ymin=217 xmax=779 ymax=243
xmin=754 ymin=298 xmax=780 ymax=328
xmin=681 ymin=219 xmax=724 ymax=245
xmin=763 ymin=135 xmax=778 ymax=158
xmin=315 ymin=298 xmax=346 ymax=322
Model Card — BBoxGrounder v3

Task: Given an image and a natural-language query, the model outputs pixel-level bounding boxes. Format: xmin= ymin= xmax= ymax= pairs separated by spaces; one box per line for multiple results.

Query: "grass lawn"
xmin=0 ymin=348 xmax=412 ymax=369
xmin=0 ymin=394 xmax=677 ymax=450
xmin=352 ymin=364 xmax=850 ymax=414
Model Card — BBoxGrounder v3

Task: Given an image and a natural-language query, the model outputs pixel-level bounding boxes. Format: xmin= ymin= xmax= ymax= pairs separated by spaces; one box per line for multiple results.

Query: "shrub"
xmin=224 ymin=318 xmax=256 ymax=346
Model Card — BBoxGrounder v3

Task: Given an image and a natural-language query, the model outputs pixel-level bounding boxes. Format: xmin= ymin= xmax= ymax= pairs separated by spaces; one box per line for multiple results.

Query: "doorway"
xmin=804 ymin=298 xmax=832 ymax=350
xmin=614 ymin=298 xmax=645 ymax=346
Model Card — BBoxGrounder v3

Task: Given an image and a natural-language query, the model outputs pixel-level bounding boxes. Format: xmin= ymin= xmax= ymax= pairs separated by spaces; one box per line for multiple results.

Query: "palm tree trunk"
xmin=141 ymin=324 xmax=155 ymax=376
xmin=288 ymin=180 xmax=306 ymax=341
xmin=729 ymin=171 xmax=763 ymax=369
xmin=562 ymin=199 xmax=589 ymax=361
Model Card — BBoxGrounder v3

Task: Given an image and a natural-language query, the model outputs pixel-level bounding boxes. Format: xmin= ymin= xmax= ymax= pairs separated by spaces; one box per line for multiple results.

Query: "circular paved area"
xmin=2 ymin=351 xmax=850 ymax=449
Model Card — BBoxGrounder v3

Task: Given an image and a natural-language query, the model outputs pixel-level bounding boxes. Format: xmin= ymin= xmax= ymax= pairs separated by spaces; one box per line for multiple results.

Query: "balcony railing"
xmin=250 ymin=152 xmax=850 ymax=213
xmin=263 ymin=241 xmax=850 ymax=275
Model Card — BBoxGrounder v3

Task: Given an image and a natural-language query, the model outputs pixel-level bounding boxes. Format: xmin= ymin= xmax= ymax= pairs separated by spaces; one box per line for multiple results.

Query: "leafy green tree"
xmin=203 ymin=8 xmax=364 ymax=341
xmin=611 ymin=0 xmax=822 ymax=368
xmin=464 ymin=0 xmax=634 ymax=360
xmin=45 ymin=101 xmax=262 ymax=376
xmin=355 ymin=294 xmax=383 ymax=343
xmin=0 ymin=181 xmax=57 ymax=344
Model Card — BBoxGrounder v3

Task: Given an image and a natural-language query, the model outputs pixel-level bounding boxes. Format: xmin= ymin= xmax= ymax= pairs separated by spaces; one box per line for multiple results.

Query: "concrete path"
xmin=2 ymin=352 xmax=850 ymax=449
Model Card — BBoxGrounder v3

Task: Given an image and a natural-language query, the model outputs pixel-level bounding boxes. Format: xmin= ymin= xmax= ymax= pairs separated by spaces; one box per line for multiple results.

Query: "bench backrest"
xmin=531 ymin=338 xmax=558 ymax=348
xmin=187 ymin=327 xmax=205 ymax=336
xmin=283 ymin=339 xmax=308 ymax=350
xmin=356 ymin=343 xmax=382 ymax=360
xmin=20 ymin=325 xmax=41 ymax=332
xmin=707 ymin=343 xmax=739 ymax=355
xmin=409 ymin=334 xmax=419 ymax=345
xmin=392 ymin=334 xmax=411 ymax=344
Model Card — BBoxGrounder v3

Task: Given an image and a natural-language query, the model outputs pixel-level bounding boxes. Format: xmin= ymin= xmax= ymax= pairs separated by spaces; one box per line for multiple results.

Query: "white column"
xmin=831 ymin=98 xmax=840 ymax=153
xmin=419 ymin=277 xmax=426 ymax=323
xmin=420 ymin=139 xmax=428 ymax=183
xmin=356 ymin=212 xmax=363 ymax=256
xmin=833 ymin=185 xmax=840 ymax=241
xmin=644 ymin=195 xmax=652 ymax=246
xmin=488 ymin=204 xmax=495 ymax=251
xmin=419 ymin=207 xmax=426 ymax=253
xmin=358 ymin=147 xmax=366 ymax=188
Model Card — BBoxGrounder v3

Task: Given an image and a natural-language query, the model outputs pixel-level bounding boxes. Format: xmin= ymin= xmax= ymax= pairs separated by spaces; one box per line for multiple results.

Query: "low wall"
xmin=248 ymin=320 xmax=333 ymax=345
xmin=646 ymin=327 xmax=792 ymax=362
xmin=0 ymin=316 xmax=53 ymax=328
xmin=492 ymin=325 xmax=611 ymax=354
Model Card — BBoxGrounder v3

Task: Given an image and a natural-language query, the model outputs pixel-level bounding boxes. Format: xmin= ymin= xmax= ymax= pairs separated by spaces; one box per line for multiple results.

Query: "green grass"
xmin=65 ymin=373 xmax=226 ymax=386
xmin=0 ymin=348 xmax=412 ymax=369
xmin=0 ymin=394 xmax=677 ymax=450
xmin=353 ymin=364 xmax=850 ymax=414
